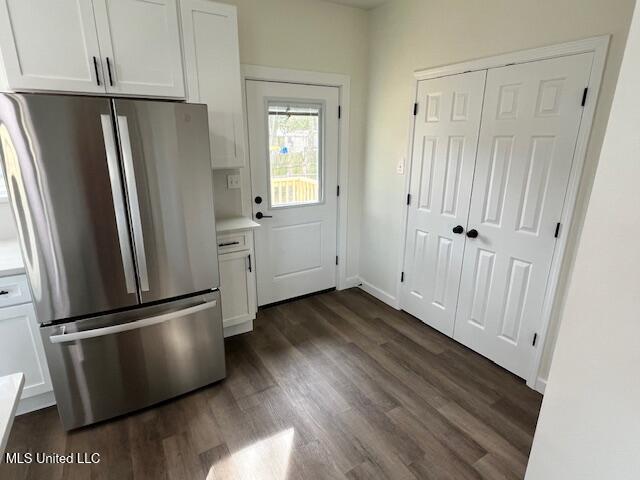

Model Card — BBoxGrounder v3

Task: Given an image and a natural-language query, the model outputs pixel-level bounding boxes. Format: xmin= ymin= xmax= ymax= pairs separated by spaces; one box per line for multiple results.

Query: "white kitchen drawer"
xmin=217 ymin=232 xmax=250 ymax=254
xmin=0 ymin=274 xmax=32 ymax=308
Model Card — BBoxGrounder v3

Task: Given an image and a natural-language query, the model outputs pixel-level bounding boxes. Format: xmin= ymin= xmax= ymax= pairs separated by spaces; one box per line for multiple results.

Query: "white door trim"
xmin=397 ymin=35 xmax=610 ymax=392
xmin=241 ymin=64 xmax=352 ymax=291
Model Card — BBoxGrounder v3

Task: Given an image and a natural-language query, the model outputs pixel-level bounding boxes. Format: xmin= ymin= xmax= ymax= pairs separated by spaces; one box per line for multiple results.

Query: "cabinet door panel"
xmin=0 ymin=0 xmax=105 ymax=93
xmin=219 ymin=250 xmax=256 ymax=327
xmin=93 ymin=0 xmax=184 ymax=98
xmin=180 ymin=0 xmax=244 ymax=168
xmin=0 ymin=303 xmax=52 ymax=398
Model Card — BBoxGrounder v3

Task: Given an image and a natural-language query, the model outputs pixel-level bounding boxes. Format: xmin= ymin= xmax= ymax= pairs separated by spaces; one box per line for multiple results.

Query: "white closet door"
xmin=453 ymin=53 xmax=594 ymax=378
xmin=0 ymin=0 xmax=105 ymax=93
xmin=92 ymin=0 xmax=184 ymax=98
xmin=401 ymin=71 xmax=486 ymax=336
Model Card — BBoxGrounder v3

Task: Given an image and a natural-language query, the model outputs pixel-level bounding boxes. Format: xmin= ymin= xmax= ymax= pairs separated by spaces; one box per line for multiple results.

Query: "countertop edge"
xmin=0 ymin=373 xmax=25 ymax=458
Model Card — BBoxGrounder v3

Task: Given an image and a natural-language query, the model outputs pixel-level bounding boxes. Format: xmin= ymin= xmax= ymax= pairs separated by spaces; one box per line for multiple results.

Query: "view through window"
xmin=268 ymin=103 xmax=322 ymax=207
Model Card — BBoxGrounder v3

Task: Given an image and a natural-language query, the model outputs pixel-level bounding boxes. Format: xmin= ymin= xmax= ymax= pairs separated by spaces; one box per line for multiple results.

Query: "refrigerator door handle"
xmin=117 ymin=115 xmax=150 ymax=292
xmin=49 ymin=299 xmax=217 ymax=344
xmin=100 ymin=115 xmax=137 ymax=294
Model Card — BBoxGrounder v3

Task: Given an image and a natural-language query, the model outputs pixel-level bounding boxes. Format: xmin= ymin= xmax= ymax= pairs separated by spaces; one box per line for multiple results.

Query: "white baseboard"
xmin=357 ymin=277 xmax=399 ymax=309
xmin=224 ymin=319 xmax=253 ymax=338
xmin=340 ymin=275 xmax=361 ymax=290
xmin=534 ymin=377 xmax=547 ymax=394
xmin=16 ymin=391 xmax=56 ymax=415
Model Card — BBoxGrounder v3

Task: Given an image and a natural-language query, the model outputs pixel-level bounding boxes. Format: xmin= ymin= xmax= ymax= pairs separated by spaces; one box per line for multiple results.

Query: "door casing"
xmin=398 ymin=36 xmax=610 ymax=392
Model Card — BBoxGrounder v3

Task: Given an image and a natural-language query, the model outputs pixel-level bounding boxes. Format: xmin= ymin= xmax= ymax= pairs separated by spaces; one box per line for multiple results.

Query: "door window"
xmin=267 ymin=102 xmax=323 ymax=208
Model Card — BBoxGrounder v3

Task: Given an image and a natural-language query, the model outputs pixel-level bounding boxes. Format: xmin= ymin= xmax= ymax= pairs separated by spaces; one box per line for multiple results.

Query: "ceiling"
xmin=320 ymin=0 xmax=388 ymax=10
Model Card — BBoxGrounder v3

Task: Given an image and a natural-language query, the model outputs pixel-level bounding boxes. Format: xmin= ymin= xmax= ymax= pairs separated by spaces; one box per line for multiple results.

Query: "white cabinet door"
xmin=219 ymin=250 xmax=256 ymax=328
xmin=453 ymin=53 xmax=593 ymax=379
xmin=0 ymin=303 xmax=52 ymax=399
xmin=92 ymin=0 xmax=185 ymax=98
xmin=180 ymin=0 xmax=245 ymax=168
xmin=401 ymin=71 xmax=486 ymax=336
xmin=0 ymin=0 xmax=106 ymax=93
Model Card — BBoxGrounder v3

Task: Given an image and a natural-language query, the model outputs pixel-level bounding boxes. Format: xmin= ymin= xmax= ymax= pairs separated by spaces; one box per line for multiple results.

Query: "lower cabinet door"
xmin=219 ymin=250 xmax=256 ymax=328
xmin=0 ymin=303 xmax=52 ymax=398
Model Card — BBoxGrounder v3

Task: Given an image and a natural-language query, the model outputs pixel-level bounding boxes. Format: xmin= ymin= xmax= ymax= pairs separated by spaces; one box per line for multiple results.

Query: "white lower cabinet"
xmin=218 ymin=232 xmax=257 ymax=337
xmin=0 ymin=301 xmax=52 ymax=400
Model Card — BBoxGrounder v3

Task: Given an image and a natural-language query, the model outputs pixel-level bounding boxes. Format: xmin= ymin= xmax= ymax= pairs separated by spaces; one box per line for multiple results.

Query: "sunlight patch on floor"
xmin=206 ymin=428 xmax=295 ymax=480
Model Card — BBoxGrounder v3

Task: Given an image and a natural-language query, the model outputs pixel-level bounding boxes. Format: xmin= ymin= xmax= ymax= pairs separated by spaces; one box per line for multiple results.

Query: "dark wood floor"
xmin=2 ymin=288 xmax=542 ymax=480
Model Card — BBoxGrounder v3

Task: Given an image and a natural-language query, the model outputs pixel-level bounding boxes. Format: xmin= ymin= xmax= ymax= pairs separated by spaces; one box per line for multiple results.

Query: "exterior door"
xmin=113 ymin=99 xmax=219 ymax=304
xmin=92 ymin=0 xmax=185 ymax=98
xmin=453 ymin=53 xmax=594 ymax=378
xmin=246 ymin=80 xmax=339 ymax=306
xmin=0 ymin=0 xmax=106 ymax=93
xmin=401 ymin=71 xmax=486 ymax=336
xmin=0 ymin=94 xmax=138 ymax=323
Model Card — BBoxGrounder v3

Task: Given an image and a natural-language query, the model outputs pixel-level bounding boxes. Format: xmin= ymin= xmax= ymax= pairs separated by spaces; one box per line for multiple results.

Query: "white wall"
xmin=361 ymin=0 xmax=635 ymax=380
xmin=220 ymin=0 xmax=370 ymax=282
xmin=525 ymin=2 xmax=640 ymax=476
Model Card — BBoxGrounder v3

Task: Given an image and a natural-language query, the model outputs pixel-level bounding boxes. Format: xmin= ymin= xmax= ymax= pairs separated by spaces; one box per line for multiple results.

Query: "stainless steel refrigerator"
xmin=0 ymin=93 xmax=225 ymax=430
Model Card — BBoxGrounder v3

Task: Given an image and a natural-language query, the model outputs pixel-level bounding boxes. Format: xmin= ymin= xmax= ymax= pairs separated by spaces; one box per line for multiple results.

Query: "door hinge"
xmin=400 ymin=271 xmax=405 ymax=282
xmin=532 ymin=333 xmax=538 ymax=347
xmin=581 ymin=88 xmax=588 ymax=107
xmin=413 ymin=103 xmax=418 ymax=116
xmin=338 ymin=105 xmax=342 ymax=119
xmin=337 ymin=185 xmax=340 ymax=196
xmin=406 ymin=193 xmax=411 ymax=205
xmin=336 ymin=256 xmax=339 ymax=265
xmin=554 ymin=222 xmax=561 ymax=238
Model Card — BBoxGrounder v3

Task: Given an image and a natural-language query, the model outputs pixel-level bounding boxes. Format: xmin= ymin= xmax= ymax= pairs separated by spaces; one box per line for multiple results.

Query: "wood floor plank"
xmin=1 ymin=288 xmax=541 ymax=480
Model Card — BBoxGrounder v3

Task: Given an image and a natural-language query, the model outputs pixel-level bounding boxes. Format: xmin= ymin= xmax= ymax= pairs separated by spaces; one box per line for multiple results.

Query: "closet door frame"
xmin=397 ymin=35 xmax=610 ymax=392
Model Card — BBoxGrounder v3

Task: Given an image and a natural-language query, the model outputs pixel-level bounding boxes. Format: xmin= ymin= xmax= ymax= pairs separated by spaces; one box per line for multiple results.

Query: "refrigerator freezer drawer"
xmin=40 ymin=291 xmax=225 ymax=430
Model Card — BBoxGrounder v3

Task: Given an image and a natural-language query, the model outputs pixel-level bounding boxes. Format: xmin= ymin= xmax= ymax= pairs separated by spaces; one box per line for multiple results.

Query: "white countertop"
xmin=216 ymin=216 xmax=260 ymax=233
xmin=0 ymin=373 xmax=24 ymax=458
xmin=0 ymin=239 xmax=24 ymax=277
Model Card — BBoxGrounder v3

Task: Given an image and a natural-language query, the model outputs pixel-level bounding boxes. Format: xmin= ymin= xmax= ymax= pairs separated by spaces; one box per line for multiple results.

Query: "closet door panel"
xmin=401 ymin=70 xmax=486 ymax=336
xmin=453 ymin=53 xmax=594 ymax=379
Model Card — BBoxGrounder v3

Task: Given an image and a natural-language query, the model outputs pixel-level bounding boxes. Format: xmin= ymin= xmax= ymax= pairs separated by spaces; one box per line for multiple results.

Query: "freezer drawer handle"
xmin=48 ymin=300 xmax=217 ymax=344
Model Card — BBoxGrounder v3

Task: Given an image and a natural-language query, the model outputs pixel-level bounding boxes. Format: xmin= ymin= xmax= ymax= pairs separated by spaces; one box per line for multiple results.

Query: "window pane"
xmin=268 ymin=103 xmax=322 ymax=207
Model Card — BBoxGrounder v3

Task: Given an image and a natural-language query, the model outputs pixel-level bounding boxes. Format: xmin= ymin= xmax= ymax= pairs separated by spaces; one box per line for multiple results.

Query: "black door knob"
xmin=254 ymin=196 xmax=262 ymax=204
xmin=466 ymin=229 xmax=479 ymax=238
xmin=255 ymin=212 xmax=272 ymax=219
xmin=452 ymin=225 xmax=464 ymax=234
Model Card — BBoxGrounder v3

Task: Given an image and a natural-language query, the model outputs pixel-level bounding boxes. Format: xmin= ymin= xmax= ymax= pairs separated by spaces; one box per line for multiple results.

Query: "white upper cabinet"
xmin=92 ymin=0 xmax=185 ymax=98
xmin=0 ymin=0 xmax=185 ymax=98
xmin=180 ymin=0 xmax=245 ymax=168
xmin=0 ymin=0 xmax=105 ymax=93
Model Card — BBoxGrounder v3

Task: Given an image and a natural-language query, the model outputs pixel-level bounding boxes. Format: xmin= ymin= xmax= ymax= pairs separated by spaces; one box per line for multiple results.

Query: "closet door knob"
xmin=255 ymin=212 xmax=272 ymax=219
xmin=452 ymin=225 xmax=464 ymax=234
xmin=466 ymin=229 xmax=479 ymax=238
